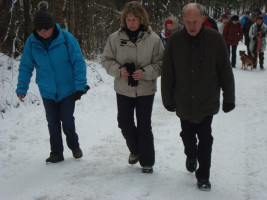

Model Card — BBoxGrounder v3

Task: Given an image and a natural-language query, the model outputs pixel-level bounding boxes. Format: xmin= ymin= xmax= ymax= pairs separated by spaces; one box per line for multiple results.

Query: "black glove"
xmin=164 ymin=105 xmax=176 ymax=112
xmin=124 ymin=63 xmax=138 ymax=87
xmin=253 ymin=36 xmax=257 ymax=41
xmin=222 ymin=102 xmax=235 ymax=113
xmin=73 ymin=85 xmax=90 ymax=101
xmin=262 ymin=32 xmax=266 ymax=37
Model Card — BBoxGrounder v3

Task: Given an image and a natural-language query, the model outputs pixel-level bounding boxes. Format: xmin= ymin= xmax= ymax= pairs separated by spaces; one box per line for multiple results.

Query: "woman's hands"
xmin=120 ymin=68 xmax=143 ymax=80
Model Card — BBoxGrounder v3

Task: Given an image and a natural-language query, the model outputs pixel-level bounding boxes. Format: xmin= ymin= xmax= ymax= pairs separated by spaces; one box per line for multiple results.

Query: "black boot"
xmin=197 ymin=179 xmax=211 ymax=191
xmin=128 ymin=153 xmax=139 ymax=164
xmin=186 ymin=156 xmax=197 ymax=173
xmin=142 ymin=166 xmax=153 ymax=174
xmin=72 ymin=147 xmax=83 ymax=159
xmin=46 ymin=154 xmax=64 ymax=163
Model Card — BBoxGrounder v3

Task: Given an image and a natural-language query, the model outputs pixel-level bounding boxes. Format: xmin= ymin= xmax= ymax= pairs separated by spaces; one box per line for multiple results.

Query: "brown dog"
xmin=239 ymin=51 xmax=254 ymax=70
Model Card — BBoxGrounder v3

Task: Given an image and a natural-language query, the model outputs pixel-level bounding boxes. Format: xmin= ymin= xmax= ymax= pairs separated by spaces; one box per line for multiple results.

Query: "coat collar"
xmin=118 ymin=26 xmax=152 ymax=43
xmin=183 ymin=25 xmax=205 ymax=40
xmin=32 ymin=24 xmax=65 ymax=48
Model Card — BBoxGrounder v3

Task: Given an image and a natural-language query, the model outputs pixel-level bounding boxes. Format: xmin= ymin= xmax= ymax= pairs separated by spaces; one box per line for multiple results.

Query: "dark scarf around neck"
xmin=125 ymin=25 xmax=144 ymax=43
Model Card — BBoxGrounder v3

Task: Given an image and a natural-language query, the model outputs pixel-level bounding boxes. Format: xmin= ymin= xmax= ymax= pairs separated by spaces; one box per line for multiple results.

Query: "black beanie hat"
xmin=231 ymin=15 xmax=239 ymax=21
xmin=34 ymin=1 xmax=55 ymax=30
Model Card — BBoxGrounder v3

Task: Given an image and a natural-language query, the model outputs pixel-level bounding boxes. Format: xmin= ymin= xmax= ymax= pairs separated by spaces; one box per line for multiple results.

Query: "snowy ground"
xmin=0 ymin=42 xmax=267 ymax=200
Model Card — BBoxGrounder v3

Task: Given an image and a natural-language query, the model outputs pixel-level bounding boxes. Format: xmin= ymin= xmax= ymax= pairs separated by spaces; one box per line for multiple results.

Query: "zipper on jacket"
xmin=33 ymin=40 xmax=62 ymax=101
xmin=47 ymin=52 xmax=60 ymax=100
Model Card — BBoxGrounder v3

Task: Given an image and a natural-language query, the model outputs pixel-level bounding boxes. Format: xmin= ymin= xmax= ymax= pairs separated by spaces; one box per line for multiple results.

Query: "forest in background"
xmin=1 ymin=0 xmax=267 ymax=59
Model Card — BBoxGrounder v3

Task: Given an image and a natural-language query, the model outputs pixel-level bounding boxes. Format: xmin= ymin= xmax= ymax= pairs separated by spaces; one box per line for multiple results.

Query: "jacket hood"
xmin=164 ymin=16 xmax=179 ymax=30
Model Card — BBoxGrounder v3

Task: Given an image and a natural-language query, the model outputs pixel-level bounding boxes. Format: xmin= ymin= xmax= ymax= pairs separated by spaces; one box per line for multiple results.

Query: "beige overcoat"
xmin=102 ymin=27 xmax=164 ymax=97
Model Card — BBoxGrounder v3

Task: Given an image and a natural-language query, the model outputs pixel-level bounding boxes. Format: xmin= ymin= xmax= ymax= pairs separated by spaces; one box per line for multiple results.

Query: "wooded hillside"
xmin=0 ymin=0 xmax=266 ymax=59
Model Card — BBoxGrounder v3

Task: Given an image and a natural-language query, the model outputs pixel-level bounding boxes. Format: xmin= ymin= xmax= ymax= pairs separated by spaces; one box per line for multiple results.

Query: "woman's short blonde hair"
xmin=120 ymin=1 xmax=149 ymax=31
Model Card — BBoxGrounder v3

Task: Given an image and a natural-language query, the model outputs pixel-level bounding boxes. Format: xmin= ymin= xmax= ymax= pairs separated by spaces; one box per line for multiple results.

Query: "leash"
xmin=240 ymin=54 xmax=255 ymax=66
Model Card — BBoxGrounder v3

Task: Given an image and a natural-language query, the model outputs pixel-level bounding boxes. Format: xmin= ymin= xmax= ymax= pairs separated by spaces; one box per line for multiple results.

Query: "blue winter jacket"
xmin=241 ymin=16 xmax=250 ymax=27
xmin=16 ymin=24 xmax=87 ymax=102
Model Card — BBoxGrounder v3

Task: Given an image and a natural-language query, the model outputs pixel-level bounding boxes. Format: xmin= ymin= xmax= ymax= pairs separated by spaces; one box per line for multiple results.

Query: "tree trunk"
xmin=68 ymin=0 xmax=75 ymax=36
xmin=23 ymin=0 xmax=32 ymax=41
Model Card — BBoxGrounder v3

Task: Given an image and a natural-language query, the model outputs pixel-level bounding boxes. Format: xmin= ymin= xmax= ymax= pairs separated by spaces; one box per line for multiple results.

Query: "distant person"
xmin=16 ymin=1 xmax=89 ymax=163
xmin=249 ymin=15 xmax=267 ymax=70
xmin=255 ymin=8 xmax=262 ymax=17
xmin=223 ymin=15 xmax=243 ymax=68
xmin=262 ymin=12 xmax=267 ymax=25
xmin=218 ymin=13 xmax=229 ymax=34
xmin=161 ymin=3 xmax=235 ymax=191
xmin=241 ymin=11 xmax=250 ymax=27
xmin=243 ymin=13 xmax=257 ymax=57
xmin=160 ymin=16 xmax=182 ymax=46
xmin=102 ymin=1 xmax=164 ymax=173
xmin=203 ymin=13 xmax=218 ymax=30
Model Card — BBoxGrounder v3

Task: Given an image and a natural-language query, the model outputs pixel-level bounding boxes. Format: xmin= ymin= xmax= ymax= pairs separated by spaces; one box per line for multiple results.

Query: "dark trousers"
xmin=259 ymin=52 xmax=264 ymax=68
xmin=252 ymin=42 xmax=264 ymax=68
xmin=246 ymin=44 xmax=252 ymax=58
xmin=180 ymin=116 xmax=213 ymax=180
xmin=227 ymin=45 xmax=237 ymax=67
xmin=42 ymin=95 xmax=79 ymax=157
xmin=116 ymin=93 xmax=155 ymax=167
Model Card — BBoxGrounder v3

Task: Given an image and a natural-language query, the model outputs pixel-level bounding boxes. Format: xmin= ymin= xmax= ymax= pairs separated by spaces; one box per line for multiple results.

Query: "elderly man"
xmin=161 ymin=3 xmax=235 ymax=191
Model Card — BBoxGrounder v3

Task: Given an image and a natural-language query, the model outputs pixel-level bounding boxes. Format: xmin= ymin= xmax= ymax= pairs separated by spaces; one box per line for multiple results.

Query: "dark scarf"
xmin=40 ymin=32 xmax=55 ymax=48
xmin=125 ymin=25 xmax=144 ymax=43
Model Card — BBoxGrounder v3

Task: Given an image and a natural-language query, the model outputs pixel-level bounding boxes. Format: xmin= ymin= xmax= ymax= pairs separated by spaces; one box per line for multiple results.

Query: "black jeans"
xmin=259 ymin=52 xmax=264 ymax=68
xmin=180 ymin=116 xmax=213 ymax=180
xmin=251 ymin=42 xmax=265 ymax=68
xmin=227 ymin=45 xmax=237 ymax=67
xmin=116 ymin=93 xmax=155 ymax=167
xmin=246 ymin=43 xmax=252 ymax=58
xmin=42 ymin=95 xmax=79 ymax=157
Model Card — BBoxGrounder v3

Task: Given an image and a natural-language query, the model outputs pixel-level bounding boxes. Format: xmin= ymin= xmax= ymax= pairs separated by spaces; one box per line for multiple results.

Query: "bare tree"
xmin=0 ymin=0 xmax=266 ymax=59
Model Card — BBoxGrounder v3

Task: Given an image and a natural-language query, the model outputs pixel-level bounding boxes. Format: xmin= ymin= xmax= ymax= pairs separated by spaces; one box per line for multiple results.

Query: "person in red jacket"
xmin=203 ymin=13 xmax=218 ymax=31
xmin=223 ymin=15 xmax=243 ymax=68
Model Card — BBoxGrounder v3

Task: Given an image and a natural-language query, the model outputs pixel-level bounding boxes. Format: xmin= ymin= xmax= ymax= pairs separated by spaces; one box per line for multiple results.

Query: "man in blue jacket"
xmin=262 ymin=12 xmax=267 ymax=25
xmin=16 ymin=2 xmax=89 ymax=163
xmin=241 ymin=11 xmax=250 ymax=27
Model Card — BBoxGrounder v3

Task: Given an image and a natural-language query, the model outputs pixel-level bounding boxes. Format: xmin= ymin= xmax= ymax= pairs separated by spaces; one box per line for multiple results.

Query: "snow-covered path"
xmin=0 ymin=43 xmax=267 ymax=200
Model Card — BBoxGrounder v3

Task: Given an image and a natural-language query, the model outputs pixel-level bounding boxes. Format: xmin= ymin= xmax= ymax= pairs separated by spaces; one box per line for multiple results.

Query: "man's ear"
xmin=201 ymin=16 xmax=205 ymax=23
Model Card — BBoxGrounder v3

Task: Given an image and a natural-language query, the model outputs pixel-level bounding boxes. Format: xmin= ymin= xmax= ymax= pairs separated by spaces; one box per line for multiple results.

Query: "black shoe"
xmin=186 ymin=157 xmax=197 ymax=173
xmin=128 ymin=153 xmax=139 ymax=164
xmin=72 ymin=147 xmax=83 ymax=159
xmin=142 ymin=166 xmax=153 ymax=174
xmin=197 ymin=179 xmax=211 ymax=191
xmin=46 ymin=154 xmax=64 ymax=163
